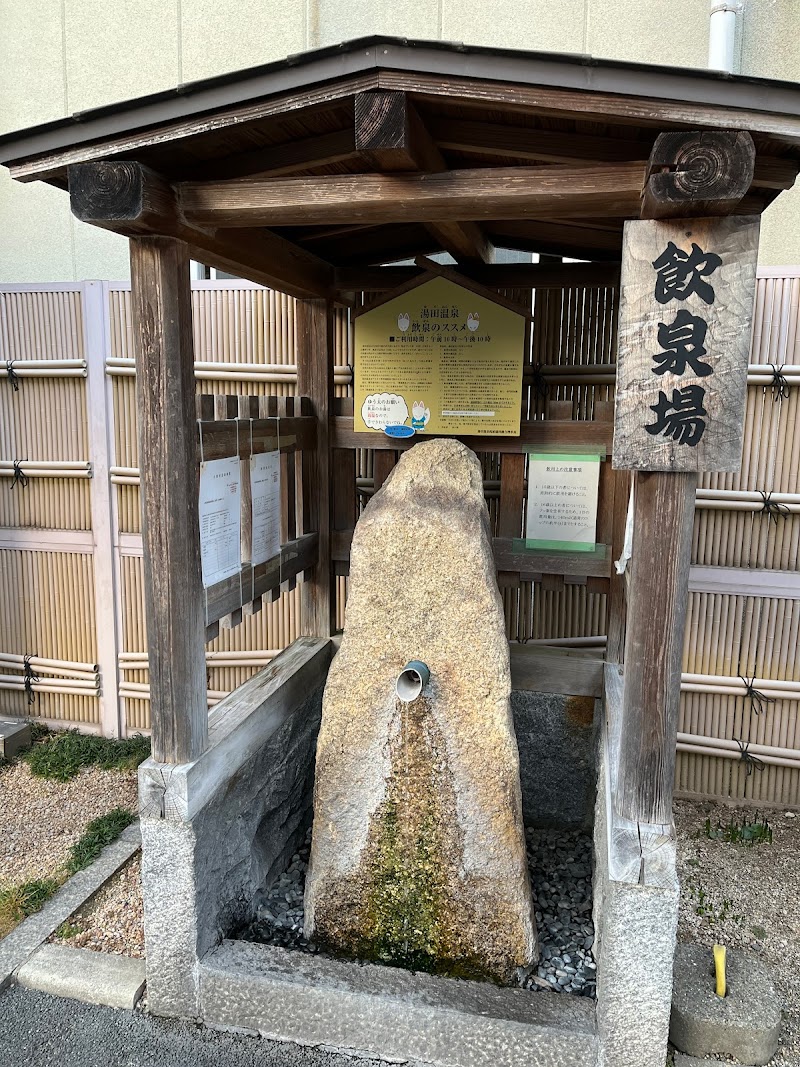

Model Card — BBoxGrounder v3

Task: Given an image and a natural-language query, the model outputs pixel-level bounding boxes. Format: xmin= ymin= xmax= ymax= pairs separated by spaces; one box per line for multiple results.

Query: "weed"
xmin=65 ymin=807 xmax=136 ymax=875
xmin=704 ymin=815 xmax=772 ymax=846
xmin=54 ymin=921 xmax=82 ymax=940
xmin=750 ymin=925 xmax=768 ymax=941
xmin=23 ymin=730 xmax=150 ymax=781
xmin=0 ymin=877 xmax=63 ymax=936
xmin=27 ymin=721 xmax=51 ymax=744
xmin=685 ymin=880 xmax=744 ymax=926
xmin=686 ymin=858 xmax=700 ymax=868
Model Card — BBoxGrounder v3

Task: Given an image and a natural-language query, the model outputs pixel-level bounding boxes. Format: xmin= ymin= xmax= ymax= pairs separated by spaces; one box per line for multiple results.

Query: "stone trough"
xmin=137 ymin=631 xmax=677 ymax=1067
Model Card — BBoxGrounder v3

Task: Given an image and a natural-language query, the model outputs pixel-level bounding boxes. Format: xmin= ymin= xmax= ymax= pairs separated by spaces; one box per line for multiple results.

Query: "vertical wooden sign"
xmin=613 ymin=215 xmax=759 ymax=472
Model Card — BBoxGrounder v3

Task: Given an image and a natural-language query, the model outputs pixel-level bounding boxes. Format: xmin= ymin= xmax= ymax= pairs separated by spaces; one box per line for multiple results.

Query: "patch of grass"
xmin=0 ymin=877 xmax=63 ymax=937
xmin=23 ymin=730 xmax=150 ymax=782
xmin=0 ymin=806 xmax=136 ymax=940
xmin=65 ymin=807 xmax=136 ymax=875
xmin=54 ymin=921 xmax=82 ymax=940
xmin=704 ymin=815 xmax=773 ymax=846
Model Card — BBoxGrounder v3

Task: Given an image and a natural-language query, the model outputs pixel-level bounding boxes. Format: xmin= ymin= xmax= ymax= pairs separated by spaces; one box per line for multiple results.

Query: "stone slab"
xmin=201 ymin=939 xmax=599 ymax=1067
xmin=0 ymin=822 xmax=141 ymax=994
xmin=0 ymin=718 xmax=31 ymax=759
xmin=18 ymin=943 xmax=146 ymax=1009
xmin=670 ymin=943 xmax=782 ymax=1066
xmin=512 ymin=691 xmax=598 ymax=829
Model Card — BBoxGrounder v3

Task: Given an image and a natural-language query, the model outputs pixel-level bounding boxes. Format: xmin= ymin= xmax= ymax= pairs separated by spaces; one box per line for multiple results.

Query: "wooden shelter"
xmin=3 ymin=33 xmax=800 ymax=862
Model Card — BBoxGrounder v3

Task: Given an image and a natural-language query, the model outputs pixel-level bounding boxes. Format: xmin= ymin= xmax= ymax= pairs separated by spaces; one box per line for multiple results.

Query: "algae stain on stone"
xmin=349 ymin=696 xmax=496 ymax=981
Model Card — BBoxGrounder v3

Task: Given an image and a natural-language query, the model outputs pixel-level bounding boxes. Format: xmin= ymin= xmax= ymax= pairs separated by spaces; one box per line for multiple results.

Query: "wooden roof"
xmin=3 ymin=36 xmax=800 ymax=294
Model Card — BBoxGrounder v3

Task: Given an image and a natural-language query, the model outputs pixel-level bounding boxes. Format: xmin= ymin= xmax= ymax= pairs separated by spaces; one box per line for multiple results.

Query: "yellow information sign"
xmin=354 ymin=276 xmax=526 ymax=436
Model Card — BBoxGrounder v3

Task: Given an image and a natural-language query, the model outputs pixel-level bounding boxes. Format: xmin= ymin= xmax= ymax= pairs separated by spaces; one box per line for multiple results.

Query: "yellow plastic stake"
xmin=713 ymin=943 xmax=727 ymax=998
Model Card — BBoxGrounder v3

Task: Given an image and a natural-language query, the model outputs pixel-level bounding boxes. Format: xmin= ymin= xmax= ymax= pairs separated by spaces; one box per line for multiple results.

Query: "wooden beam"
xmin=178 ymin=162 xmax=648 ymax=228
xmin=487 ymin=220 xmax=623 ymax=260
xmin=641 ymin=130 xmax=756 ymax=219
xmin=331 ymin=416 xmax=613 ymax=453
xmin=354 ymin=89 xmax=493 ymax=264
xmin=130 ymin=236 xmax=207 ymax=764
xmin=331 ymin=528 xmax=611 ymax=580
xmin=334 ymin=260 xmax=620 ymax=291
xmin=428 ymin=117 xmax=653 ymax=164
xmin=509 ymin=644 xmax=604 ymax=698
xmin=198 ymin=129 xmax=357 ymax=180
xmin=297 ymin=298 xmax=334 ymax=638
xmin=69 ymin=160 xmax=334 ymax=299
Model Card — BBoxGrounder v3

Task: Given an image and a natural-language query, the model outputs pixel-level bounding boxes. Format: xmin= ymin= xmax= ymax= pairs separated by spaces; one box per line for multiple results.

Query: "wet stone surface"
xmin=241 ymin=826 xmax=596 ymax=999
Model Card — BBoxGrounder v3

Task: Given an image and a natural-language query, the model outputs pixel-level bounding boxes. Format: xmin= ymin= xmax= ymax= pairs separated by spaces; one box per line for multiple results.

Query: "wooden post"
xmin=616 ymin=471 xmax=696 ymax=823
xmin=296 ymin=298 xmax=334 ymax=638
xmin=130 ymin=236 xmax=208 ymax=764
xmin=615 ymin=129 xmax=756 ymax=824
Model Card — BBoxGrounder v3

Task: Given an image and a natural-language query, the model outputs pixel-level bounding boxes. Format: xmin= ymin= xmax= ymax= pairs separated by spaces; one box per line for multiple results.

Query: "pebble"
xmin=244 ymin=825 xmax=596 ymax=1000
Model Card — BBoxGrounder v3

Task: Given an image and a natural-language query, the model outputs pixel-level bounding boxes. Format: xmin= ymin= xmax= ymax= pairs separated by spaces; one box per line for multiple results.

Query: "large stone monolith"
xmin=304 ymin=438 xmax=537 ymax=982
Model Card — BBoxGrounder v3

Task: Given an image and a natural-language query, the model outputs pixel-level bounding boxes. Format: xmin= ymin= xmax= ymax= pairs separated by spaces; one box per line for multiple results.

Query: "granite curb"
xmin=0 ymin=821 xmax=141 ymax=994
xmin=18 ymin=943 xmax=146 ymax=1009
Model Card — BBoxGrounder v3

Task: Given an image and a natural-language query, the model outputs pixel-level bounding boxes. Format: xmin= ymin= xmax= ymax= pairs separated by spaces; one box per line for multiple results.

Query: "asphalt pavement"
xmin=0 ymin=985 xmax=358 ymax=1067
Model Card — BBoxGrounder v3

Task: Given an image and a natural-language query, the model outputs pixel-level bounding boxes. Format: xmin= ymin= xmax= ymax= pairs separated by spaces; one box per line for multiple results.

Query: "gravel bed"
xmin=48 ymin=853 xmax=145 ymax=958
xmin=675 ymin=799 xmax=800 ymax=1067
xmin=243 ymin=825 xmax=597 ymax=998
xmin=0 ymin=761 xmax=138 ymax=889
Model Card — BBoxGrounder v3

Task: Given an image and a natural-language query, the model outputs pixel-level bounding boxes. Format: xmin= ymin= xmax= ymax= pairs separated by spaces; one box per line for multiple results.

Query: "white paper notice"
xmin=250 ymin=451 xmax=282 ymax=566
xmin=525 ymin=454 xmax=601 ymax=551
xmin=199 ymin=456 xmax=241 ymax=587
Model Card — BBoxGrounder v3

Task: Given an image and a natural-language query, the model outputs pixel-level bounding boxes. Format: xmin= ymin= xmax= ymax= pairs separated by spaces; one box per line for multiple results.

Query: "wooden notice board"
xmin=613 ymin=216 xmax=760 ymax=472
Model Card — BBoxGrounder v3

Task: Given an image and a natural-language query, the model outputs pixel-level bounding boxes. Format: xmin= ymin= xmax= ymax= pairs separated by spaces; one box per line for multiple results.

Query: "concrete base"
xmin=18 ymin=944 xmax=145 ymax=1009
xmin=592 ymin=694 xmax=680 ymax=1067
xmin=138 ymin=638 xmax=331 ymax=1020
xmin=201 ymin=939 xmax=599 ymax=1067
xmin=0 ymin=719 xmax=31 ymax=759
xmin=670 ymin=943 xmax=782 ymax=1066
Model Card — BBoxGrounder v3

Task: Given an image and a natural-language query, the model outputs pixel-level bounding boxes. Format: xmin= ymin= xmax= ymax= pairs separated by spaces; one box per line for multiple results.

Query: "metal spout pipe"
xmin=396 ymin=661 xmax=430 ymax=702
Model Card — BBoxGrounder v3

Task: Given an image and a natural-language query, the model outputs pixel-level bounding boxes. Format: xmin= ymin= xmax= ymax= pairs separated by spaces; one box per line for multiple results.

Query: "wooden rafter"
xmin=68 ymin=161 xmax=334 ymax=299
xmin=333 ymin=260 xmax=621 ymax=292
xmin=179 ymin=162 xmax=648 ymax=227
xmin=354 ymin=89 xmax=493 ymax=264
xmin=199 ymin=128 xmax=358 ymax=180
xmin=427 ymin=117 xmax=653 ymax=165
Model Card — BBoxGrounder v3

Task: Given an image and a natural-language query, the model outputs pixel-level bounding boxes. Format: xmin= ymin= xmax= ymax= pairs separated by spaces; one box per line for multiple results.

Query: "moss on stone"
xmin=348 ymin=698 xmax=499 ymax=981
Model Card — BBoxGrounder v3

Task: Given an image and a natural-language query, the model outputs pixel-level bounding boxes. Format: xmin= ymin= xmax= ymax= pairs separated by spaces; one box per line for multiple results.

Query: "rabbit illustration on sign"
xmin=467 ymin=312 xmax=480 ymax=332
xmin=397 ymin=312 xmax=410 ymax=333
xmin=411 ymin=400 xmax=430 ymax=430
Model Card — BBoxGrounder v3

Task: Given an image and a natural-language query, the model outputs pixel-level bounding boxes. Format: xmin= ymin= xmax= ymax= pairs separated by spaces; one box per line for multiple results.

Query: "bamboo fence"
xmin=0 ymin=273 xmax=798 ymax=805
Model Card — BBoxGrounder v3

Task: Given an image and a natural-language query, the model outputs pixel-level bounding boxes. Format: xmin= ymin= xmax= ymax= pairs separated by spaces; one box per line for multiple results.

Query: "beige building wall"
xmin=1 ymin=0 xmax=798 ymax=282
